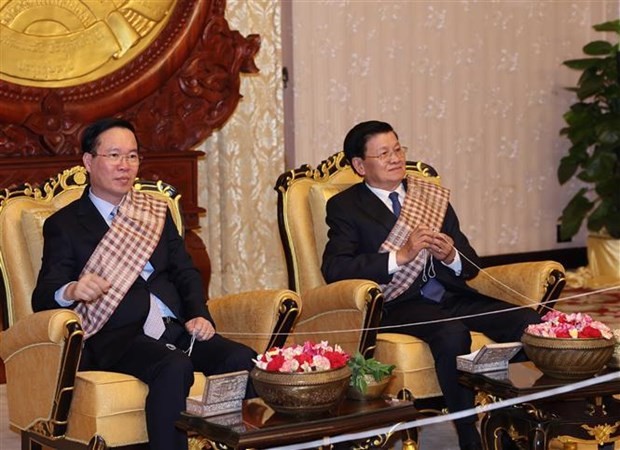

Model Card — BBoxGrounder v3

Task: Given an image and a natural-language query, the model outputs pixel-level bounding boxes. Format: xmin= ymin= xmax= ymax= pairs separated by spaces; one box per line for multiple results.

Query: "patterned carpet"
xmin=554 ymin=284 xmax=620 ymax=330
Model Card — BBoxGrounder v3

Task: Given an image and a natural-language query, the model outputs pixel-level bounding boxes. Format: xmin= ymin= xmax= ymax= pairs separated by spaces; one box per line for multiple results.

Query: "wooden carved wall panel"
xmin=0 ymin=0 xmax=259 ymax=329
xmin=0 ymin=0 xmax=259 ymax=222
xmin=0 ymin=0 xmax=259 ymax=157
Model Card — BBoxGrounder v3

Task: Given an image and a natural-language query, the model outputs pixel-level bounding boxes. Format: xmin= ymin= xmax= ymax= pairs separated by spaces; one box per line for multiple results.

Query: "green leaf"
xmin=578 ymin=151 xmax=616 ymax=183
xmin=564 ymin=122 xmax=596 ymax=147
xmin=563 ymin=58 xmax=604 ymax=71
xmin=598 ymin=128 xmax=620 ymax=145
xmin=568 ymin=144 xmax=591 ymax=167
xmin=602 ymin=210 xmax=620 ymax=239
xmin=559 ymin=190 xmax=593 ymax=240
xmin=596 ymin=119 xmax=620 ymax=145
xmin=595 ymin=177 xmax=620 ymax=199
xmin=606 ymin=86 xmax=620 ymax=113
xmin=557 ymin=156 xmax=579 ymax=184
xmin=587 ymin=202 xmax=611 ymax=232
xmin=583 ymin=41 xmax=613 ymax=55
xmin=562 ymin=105 xmax=600 ymax=146
xmin=592 ymin=19 xmax=620 ymax=34
xmin=588 ymin=199 xmax=620 ymax=238
xmin=577 ymin=75 xmax=605 ymax=100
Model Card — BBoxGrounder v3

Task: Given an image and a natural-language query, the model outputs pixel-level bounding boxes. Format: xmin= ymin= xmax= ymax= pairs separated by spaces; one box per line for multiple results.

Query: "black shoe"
xmin=460 ymin=442 xmax=482 ymax=450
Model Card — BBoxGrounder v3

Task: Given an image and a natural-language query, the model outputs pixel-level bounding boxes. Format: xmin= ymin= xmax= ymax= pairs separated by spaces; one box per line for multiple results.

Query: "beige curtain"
xmin=197 ymin=0 xmax=288 ymax=297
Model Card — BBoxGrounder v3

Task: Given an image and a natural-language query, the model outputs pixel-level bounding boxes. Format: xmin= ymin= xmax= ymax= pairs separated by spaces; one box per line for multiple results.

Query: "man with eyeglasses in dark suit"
xmin=322 ymin=120 xmax=540 ymax=450
xmin=32 ymin=117 xmax=256 ymax=450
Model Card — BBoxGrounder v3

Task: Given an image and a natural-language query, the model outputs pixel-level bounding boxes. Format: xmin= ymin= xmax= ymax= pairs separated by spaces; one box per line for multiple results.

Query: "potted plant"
xmin=557 ymin=19 xmax=620 ymax=243
xmin=347 ymin=352 xmax=395 ymax=400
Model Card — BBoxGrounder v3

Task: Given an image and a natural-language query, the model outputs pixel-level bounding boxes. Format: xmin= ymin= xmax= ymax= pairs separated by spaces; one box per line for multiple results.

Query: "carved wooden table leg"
xmin=527 ymin=423 xmax=546 ymax=450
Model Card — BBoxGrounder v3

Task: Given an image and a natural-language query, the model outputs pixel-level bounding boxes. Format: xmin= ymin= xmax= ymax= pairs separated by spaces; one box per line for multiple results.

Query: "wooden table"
xmin=459 ymin=362 xmax=620 ymax=450
xmin=177 ymin=396 xmax=418 ymax=449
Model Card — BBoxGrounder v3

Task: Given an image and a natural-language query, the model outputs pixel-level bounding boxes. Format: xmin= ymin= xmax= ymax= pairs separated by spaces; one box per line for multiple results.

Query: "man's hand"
xmin=396 ymin=225 xmax=434 ymax=266
xmin=428 ymin=231 xmax=456 ymax=264
xmin=65 ymin=273 xmax=111 ymax=302
xmin=185 ymin=317 xmax=216 ymax=341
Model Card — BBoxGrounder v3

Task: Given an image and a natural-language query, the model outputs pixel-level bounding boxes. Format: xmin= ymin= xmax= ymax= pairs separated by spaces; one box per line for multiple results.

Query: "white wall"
xmin=282 ymin=0 xmax=619 ymax=256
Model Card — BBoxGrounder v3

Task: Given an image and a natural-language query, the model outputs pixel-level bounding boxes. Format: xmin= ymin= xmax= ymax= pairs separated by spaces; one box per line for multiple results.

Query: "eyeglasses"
xmin=92 ymin=152 xmax=143 ymax=165
xmin=364 ymin=146 xmax=408 ymax=163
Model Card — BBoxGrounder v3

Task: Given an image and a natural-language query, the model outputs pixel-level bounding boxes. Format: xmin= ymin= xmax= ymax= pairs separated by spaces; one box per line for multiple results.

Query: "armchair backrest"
xmin=275 ymin=152 xmax=440 ymax=356
xmin=275 ymin=151 xmax=440 ymax=295
xmin=0 ymin=166 xmax=183 ymax=328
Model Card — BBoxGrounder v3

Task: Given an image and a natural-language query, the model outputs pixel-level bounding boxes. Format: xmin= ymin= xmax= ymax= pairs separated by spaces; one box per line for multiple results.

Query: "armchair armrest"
xmin=466 ymin=261 xmax=565 ymax=310
xmin=292 ymin=279 xmax=384 ymax=357
xmin=0 ymin=309 xmax=83 ymax=433
xmin=207 ymin=289 xmax=301 ymax=354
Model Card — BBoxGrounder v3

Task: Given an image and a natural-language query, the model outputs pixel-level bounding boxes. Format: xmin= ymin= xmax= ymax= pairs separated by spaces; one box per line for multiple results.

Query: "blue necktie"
xmin=421 ymin=278 xmax=445 ymax=303
xmin=389 ymin=192 xmax=401 ymax=217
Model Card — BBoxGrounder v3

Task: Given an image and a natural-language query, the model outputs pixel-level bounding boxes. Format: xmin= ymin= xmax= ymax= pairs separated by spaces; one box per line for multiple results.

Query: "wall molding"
xmin=481 ymin=247 xmax=587 ymax=271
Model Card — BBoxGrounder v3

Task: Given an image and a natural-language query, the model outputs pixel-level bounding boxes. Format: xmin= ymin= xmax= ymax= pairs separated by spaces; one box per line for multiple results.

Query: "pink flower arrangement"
xmin=526 ymin=310 xmax=612 ymax=339
xmin=254 ymin=341 xmax=350 ymax=373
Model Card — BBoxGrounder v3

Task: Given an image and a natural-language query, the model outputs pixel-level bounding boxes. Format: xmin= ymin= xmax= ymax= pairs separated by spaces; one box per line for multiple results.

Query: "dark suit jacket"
xmin=32 ymin=188 xmax=212 ymax=369
xmin=321 ymin=181 xmax=481 ymax=304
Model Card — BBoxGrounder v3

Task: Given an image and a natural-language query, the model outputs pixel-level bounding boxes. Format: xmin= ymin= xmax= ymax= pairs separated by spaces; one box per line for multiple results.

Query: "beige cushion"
xmin=308 ymin=183 xmax=352 ymax=261
xmin=65 ymin=371 xmax=207 ymax=446
xmin=375 ymin=331 xmax=494 ymax=398
xmin=1 ymin=186 xmax=83 ymax=326
xmin=21 ymin=207 xmax=55 ymax=277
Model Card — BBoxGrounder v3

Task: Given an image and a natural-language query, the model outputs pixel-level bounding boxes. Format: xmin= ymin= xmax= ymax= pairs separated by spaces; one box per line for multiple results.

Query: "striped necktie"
xmin=389 ymin=191 xmax=401 ymax=217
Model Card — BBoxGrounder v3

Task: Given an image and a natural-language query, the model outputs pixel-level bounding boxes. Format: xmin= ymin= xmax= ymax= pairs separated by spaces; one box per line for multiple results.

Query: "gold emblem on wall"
xmin=0 ymin=0 xmax=175 ymax=87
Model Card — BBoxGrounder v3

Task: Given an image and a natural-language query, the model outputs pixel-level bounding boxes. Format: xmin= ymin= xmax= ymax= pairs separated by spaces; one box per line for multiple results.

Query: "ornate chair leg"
xmin=402 ymin=428 xmax=419 ymax=450
xmin=87 ymin=435 xmax=107 ymax=450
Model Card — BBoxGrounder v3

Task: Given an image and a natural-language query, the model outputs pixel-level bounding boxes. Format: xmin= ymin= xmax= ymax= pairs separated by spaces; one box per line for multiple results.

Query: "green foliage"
xmin=347 ymin=352 xmax=395 ymax=394
xmin=558 ymin=19 xmax=620 ymax=240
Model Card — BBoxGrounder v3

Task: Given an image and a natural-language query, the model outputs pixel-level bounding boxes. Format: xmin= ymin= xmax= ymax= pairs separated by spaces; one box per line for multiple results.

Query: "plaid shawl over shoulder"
xmin=379 ymin=175 xmax=450 ymax=302
xmin=75 ymin=190 xmax=168 ymax=338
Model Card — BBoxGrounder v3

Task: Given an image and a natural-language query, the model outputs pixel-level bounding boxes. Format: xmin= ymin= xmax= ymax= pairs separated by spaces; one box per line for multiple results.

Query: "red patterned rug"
xmin=554 ymin=285 xmax=620 ymax=330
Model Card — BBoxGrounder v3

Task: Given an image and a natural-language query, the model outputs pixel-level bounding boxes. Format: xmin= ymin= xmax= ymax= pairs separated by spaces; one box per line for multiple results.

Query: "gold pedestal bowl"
xmin=250 ymin=366 xmax=351 ymax=416
xmin=521 ymin=332 xmax=614 ymax=380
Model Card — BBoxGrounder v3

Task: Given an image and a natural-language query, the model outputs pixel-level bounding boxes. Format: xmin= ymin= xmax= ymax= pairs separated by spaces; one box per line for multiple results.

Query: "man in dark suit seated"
xmin=32 ymin=117 xmax=256 ymax=450
xmin=321 ymin=120 xmax=540 ymax=450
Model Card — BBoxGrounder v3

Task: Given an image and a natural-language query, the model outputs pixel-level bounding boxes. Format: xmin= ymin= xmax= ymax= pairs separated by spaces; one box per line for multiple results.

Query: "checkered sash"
xmin=379 ymin=175 xmax=450 ymax=302
xmin=75 ymin=190 xmax=168 ymax=338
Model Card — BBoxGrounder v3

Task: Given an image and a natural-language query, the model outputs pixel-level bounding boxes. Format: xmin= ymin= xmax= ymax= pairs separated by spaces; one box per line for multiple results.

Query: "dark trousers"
xmin=381 ymin=290 xmax=540 ymax=447
xmin=93 ymin=321 xmax=256 ymax=450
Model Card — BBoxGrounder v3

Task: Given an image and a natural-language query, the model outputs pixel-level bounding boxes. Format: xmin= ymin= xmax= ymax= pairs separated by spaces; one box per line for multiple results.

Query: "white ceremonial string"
xmin=184 ymin=329 xmax=197 ymax=357
xmin=189 ymin=241 xmax=620 ymax=449
xmin=421 ymin=249 xmax=436 ymax=282
xmin=215 ymin=240 xmax=620 ymax=339
xmin=215 ymin=284 xmax=620 ymax=338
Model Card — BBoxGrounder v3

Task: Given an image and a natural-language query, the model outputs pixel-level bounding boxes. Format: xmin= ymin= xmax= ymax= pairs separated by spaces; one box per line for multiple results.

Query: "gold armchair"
xmin=275 ymin=152 xmax=565 ymax=406
xmin=0 ymin=166 xmax=301 ymax=450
